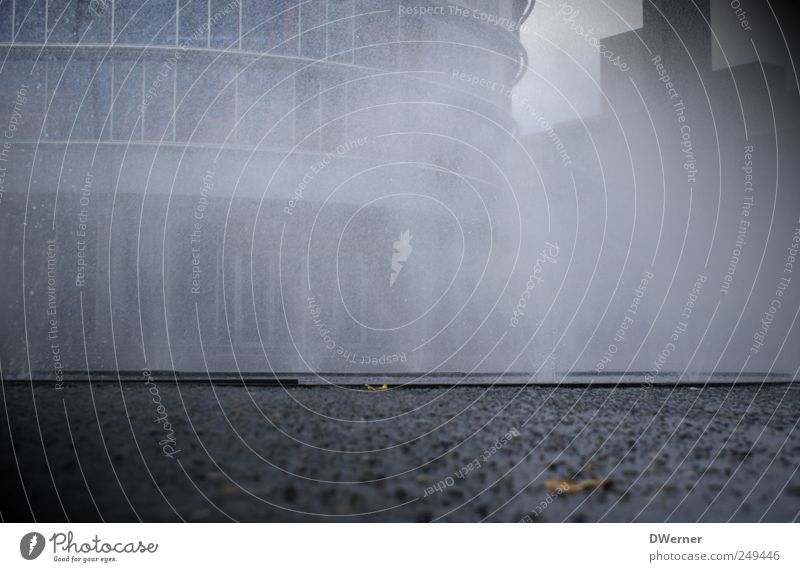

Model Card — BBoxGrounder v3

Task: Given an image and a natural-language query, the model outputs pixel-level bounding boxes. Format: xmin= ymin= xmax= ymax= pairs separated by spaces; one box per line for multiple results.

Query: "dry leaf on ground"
xmin=544 ymin=478 xmax=613 ymax=493
xmin=366 ymin=383 xmax=389 ymax=391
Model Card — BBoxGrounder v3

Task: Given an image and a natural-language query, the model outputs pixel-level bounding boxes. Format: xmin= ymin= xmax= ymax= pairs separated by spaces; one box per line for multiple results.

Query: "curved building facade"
xmin=0 ymin=0 xmax=533 ymax=375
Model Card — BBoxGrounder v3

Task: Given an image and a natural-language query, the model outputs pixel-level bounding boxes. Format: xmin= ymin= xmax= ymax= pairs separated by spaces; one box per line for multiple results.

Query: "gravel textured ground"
xmin=1 ymin=382 xmax=799 ymax=522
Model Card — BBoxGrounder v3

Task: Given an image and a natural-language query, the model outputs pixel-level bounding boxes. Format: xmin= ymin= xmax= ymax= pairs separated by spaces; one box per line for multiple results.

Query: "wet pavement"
xmin=1 ymin=382 xmax=799 ymax=522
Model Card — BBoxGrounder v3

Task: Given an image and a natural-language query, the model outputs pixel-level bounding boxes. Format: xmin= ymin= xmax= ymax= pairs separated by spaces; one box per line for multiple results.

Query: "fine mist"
xmin=0 ymin=0 xmax=798 ymax=384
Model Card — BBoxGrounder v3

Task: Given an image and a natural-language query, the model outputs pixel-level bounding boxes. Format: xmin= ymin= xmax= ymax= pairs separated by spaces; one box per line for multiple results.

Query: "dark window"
xmin=242 ymin=0 xmax=298 ymax=55
xmin=354 ymin=2 xmax=396 ymax=68
xmin=47 ymin=0 xmax=112 ymax=44
xmin=326 ymin=0 xmax=353 ymax=63
xmin=210 ymin=0 xmax=239 ymax=49
xmin=178 ymin=0 xmax=207 ymax=48
xmin=143 ymin=59 xmax=176 ymax=141
xmin=294 ymin=67 xmax=320 ymax=150
xmin=112 ymin=57 xmax=143 ymax=140
xmin=14 ymin=0 xmax=46 ymax=43
xmin=0 ymin=56 xmax=47 ymax=139
xmin=320 ymin=73 xmax=347 ymax=150
xmin=0 ymin=0 xmax=14 ymax=42
xmin=267 ymin=0 xmax=299 ymax=55
xmin=241 ymin=0 xmax=269 ymax=51
xmin=300 ymin=0 xmax=325 ymax=59
xmin=114 ymin=0 xmax=176 ymax=46
xmin=177 ymin=59 xmax=235 ymax=143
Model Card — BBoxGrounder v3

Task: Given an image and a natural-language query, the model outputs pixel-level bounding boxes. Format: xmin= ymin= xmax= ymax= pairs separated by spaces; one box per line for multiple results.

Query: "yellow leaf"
xmin=544 ymin=478 xmax=613 ymax=493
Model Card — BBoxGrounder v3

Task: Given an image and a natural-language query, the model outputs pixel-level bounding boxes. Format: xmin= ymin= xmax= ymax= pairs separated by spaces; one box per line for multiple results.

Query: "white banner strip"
xmin=1 ymin=523 xmax=797 ymax=571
